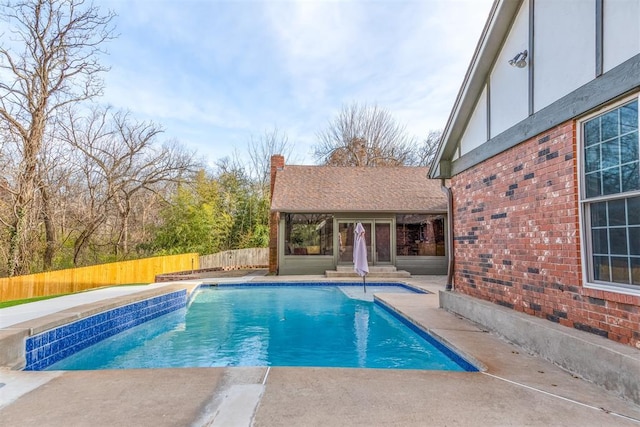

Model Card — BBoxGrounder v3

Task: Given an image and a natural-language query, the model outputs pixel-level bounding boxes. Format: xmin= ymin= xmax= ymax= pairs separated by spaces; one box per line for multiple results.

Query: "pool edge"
xmin=374 ymin=295 xmax=486 ymax=373
xmin=0 ymin=284 xmax=198 ymax=371
xmin=4 ymin=282 xmax=482 ymax=373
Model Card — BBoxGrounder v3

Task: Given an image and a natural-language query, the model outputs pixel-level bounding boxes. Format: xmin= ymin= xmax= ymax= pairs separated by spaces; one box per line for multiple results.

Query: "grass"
xmin=0 ymin=294 xmax=71 ymax=309
xmin=0 ymin=283 xmax=151 ymax=309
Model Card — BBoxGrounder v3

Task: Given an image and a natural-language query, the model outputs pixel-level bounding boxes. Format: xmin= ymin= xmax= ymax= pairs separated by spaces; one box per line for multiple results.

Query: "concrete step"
xmin=325 ymin=267 xmax=411 ymax=278
xmin=335 ymin=265 xmax=399 ymax=273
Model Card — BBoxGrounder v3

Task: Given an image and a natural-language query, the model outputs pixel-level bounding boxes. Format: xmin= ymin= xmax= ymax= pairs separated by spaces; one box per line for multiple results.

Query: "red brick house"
xmin=430 ymin=0 xmax=640 ymax=352
xmin=269 ymin=155 xmax=448 ymax=276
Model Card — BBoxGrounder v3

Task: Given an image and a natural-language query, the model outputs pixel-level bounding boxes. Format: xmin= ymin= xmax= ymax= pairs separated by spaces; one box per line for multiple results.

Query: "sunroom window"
xmin=396 ymin=214 xmax=445 ymax=257
xmin=284 ymin=214 xmax=333 ymax=256
xmin=581 ymin=98 xmax=640 ymax=291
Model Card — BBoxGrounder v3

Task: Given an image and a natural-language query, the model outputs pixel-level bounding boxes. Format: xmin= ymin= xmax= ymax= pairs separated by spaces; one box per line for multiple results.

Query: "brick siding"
xmin=269 ymin=211 xmax=279 ymax=274
xmin=269 ymin=155 xmax=285 ymax=274
xmin=451 ymin=121 xmax=640 ymax=349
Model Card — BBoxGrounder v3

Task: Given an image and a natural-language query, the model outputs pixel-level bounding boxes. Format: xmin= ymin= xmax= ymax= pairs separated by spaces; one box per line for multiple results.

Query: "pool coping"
xmin=374 ymin=295 xmax=483 ymax=372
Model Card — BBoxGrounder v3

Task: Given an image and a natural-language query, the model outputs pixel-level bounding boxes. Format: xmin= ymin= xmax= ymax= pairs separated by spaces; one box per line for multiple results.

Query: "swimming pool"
xmin=43 ymin=284 xmax=477 ymax=371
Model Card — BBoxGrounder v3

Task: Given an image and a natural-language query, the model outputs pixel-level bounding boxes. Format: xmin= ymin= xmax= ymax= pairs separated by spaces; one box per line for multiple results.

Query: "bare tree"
xmin=37 ymin=124 xmax=74 ymax=269
xmin=246 ymin=127 xmax=294 ymax=194
xmin=58 ymin=106 xmax=113 ymax=265
xmin=0 ymin=124 xmax=46 ymax=273
xmin=415 ymin=130 xmax=442 ymax=167
xmin=313 ymin=103 xmax=417 ymax=166
xmin=59 ymin=107 xmax=198 ymax=264
xmin=0 ymin=0 xmax=115 ymax=275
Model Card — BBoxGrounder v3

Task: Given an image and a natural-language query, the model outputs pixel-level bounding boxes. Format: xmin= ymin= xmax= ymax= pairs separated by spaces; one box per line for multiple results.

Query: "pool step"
xmin=325 ymin=266 xmax=411 ymax=278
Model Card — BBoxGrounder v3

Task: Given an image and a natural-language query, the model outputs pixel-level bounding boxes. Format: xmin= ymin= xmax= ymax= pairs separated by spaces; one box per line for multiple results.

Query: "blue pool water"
xmin=45 ymin=285 xmax=475 ymax=371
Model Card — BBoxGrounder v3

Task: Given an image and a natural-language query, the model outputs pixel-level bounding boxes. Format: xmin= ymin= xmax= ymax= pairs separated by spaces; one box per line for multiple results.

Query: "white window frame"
xmin=578 ymin=92 xmax=640 ymax=296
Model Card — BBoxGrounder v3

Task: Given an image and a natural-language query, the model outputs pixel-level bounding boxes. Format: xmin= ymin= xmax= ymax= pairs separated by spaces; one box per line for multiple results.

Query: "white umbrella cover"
xmin=353 ymin=222 xmax=369 ymax=278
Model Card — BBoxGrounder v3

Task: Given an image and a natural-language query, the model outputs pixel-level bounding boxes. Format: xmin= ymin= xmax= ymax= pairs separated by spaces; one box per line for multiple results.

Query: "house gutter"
xmin=441 ymin=180 xmax=454 ymax=291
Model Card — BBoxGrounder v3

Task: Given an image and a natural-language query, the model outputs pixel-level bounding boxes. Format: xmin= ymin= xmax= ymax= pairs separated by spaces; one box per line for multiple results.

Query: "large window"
xmin=396 ymin=214 xmax=445 ymax=257
xmin=284 ymin=214 xmax=334 ymax=256
xmin=581 ymin=98 xmax=640 ymax=291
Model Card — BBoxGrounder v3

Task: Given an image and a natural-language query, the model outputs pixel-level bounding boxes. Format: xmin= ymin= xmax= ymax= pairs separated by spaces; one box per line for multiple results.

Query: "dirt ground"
xmin=191 ymin=268 xmax=269 ymax=279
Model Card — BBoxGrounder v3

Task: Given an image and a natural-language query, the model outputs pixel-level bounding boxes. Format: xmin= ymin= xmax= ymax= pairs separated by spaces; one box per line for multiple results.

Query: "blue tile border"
xmin=374 ymin=297 xmax=479 ymax=372
xmin=24 ymin=290 xmax=186 ymax=371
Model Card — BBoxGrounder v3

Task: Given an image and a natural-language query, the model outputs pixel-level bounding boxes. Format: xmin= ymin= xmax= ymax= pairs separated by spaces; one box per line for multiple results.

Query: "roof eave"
xmin=430 ymin=0 xmax=524 ymax=179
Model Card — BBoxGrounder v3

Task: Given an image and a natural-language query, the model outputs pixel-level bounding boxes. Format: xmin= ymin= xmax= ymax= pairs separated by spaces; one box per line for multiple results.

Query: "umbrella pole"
xmin=363 ymin=275 xmax=367 ymax=293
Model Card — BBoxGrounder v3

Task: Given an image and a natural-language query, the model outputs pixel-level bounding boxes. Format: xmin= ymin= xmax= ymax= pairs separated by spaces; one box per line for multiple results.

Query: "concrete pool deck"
xmin=1 ymin=274 xmax=639 ymax=426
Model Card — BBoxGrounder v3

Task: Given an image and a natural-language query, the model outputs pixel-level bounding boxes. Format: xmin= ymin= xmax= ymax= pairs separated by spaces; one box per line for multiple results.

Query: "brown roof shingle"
xmin=271 ymin=166 xmax=447 ymax=213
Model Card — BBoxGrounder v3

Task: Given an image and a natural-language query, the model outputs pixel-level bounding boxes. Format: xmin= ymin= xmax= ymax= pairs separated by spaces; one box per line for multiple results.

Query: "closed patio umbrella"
xmin=353 ymin=222 xmax=369 ymax=293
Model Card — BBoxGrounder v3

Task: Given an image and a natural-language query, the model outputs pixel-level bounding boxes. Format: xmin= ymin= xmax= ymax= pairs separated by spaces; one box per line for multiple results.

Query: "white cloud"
xmin=95 ymin=0 xmax=493 ymax=165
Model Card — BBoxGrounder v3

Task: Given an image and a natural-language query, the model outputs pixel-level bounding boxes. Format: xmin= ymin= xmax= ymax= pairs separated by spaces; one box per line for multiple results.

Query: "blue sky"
xmin=99 ymin=0 xmax=493 ymax=166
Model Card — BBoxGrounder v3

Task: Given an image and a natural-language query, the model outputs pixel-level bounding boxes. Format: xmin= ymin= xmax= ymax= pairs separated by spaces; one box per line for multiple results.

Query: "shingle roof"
xmin=271 ymin=166 xmax=447 ymax=213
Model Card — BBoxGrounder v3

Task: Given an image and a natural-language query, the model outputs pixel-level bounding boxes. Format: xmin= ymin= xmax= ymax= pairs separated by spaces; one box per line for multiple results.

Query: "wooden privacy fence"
xmin=199 ymin=248 xmax=269 ymax=270
xmin=0 ymin=253 xmax=199 ymax=303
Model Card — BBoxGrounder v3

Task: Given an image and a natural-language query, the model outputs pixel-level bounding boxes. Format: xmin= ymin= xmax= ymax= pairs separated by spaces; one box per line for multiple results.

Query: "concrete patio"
xmin=1 ymin=274 xmax=639 ymax=426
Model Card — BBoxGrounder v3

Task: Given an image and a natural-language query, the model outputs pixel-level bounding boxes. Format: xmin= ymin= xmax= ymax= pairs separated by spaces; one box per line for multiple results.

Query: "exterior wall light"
xmin=508 ymin=50 xmax=528 ymax=68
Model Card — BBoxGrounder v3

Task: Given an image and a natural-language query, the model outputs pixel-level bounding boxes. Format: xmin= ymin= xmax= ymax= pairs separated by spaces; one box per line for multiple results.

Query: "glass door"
xmin=375 ymin=222 xmax=391 ymax=263
xmin=337 ymin=221 xmax=391 ymax=265
xmin=338 ymin=222 xmax=369 ymax=264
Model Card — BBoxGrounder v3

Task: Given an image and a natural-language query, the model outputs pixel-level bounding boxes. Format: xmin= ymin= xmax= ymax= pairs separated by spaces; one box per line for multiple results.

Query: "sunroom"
xmin=269 ymin=156 xmax=448 ymax=276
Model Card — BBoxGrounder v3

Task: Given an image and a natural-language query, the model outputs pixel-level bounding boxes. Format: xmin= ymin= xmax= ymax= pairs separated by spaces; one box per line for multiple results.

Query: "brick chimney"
xmin=269 ymin=155 xmax=285 ymax=274
xmin=270 ymin=154 xmax=285 ymax=199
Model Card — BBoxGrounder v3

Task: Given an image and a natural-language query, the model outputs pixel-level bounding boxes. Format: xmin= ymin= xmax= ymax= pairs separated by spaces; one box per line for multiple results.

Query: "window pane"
xmin=601 ymin=110 xmax=619 ymax=140
xmin=620 ymin=132 xmax=639 ymax=161
xmin=285 ymin=213 xmax=333 ymax=256
xmin=376 ymin=223 xmax=392 ymax=262
xmin=591 ymin=201 xmax=608 ymax=226
xmin=621 ymin=162 xmax=640 ymax=192
xmin=586 ymin=172 xmax=602 ymax=197
xmin=396 ymin=214 xmax=445 ymax=257
xmin=620 ymin=101 xmax=638 ymax=134
xmin=602 ymin=167 xmax=621 ymax=195
xmin=592 ymin=228 xmax=609 ymax=254
xmin=632 ymin=257 xmax=640 ymax=285
xmin=628 ymin=197 xmax=640 ymax=225
xmin=584 ymin=118 xmax=600 ymax=147
xmin=338 ymin=222 xmax=354 ymax=263
xmin=593 ymin=255 xmax=610 ymax=281
xmin=608 ymin=199 xmax=626 ymax=226
xmin=629 ymin=227 xmax=640 ymax=255
xmin=611 ymin=257 xmax=629 ymax=283
xmin=601 ymin=138 xmax=620 ymax=168
xmin=585 ymin=145 xmax=600 ymax=173
xmin=609 ymin=228 xmax=628 ymax=254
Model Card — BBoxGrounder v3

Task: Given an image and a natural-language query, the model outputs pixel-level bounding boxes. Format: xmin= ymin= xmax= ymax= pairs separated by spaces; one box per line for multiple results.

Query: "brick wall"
xmin=269 ymin=211 xmax=279 ymax=274
xmin=269 ymin=155 xmax=285 ymax=274
xmin=451 ymin=121 xmax=640 ymax=349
